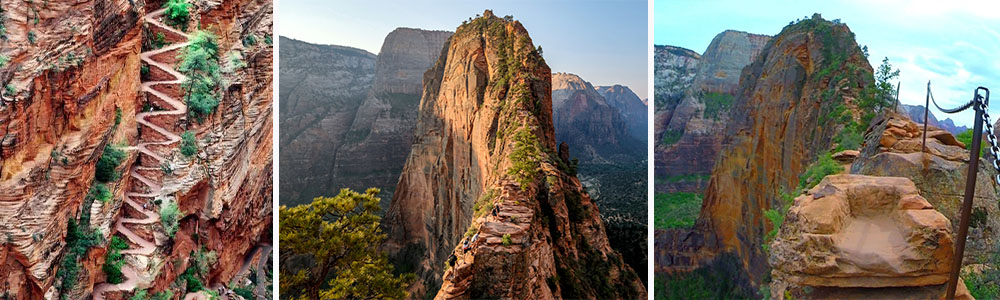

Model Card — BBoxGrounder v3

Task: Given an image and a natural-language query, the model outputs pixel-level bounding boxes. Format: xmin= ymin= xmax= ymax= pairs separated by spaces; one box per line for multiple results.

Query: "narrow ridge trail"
xmin=92 ymin=7 xmax=189 ymax=299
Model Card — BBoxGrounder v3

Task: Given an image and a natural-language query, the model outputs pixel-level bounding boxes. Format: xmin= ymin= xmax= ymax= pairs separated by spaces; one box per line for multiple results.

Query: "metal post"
xmin=923 ymin=81 xmax=931 ymax=153
xmin=895 ymin=81 xmax=901 ymax=112
xmin=945 ymin=92 xmax=985 ymax=299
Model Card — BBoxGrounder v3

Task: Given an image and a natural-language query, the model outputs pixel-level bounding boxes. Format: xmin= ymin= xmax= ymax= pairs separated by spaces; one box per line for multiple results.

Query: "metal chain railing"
xmin=925 ymin=83 xmax=992 ymax=300
xmin=927 ymin=84 xmax=1000 ymax=185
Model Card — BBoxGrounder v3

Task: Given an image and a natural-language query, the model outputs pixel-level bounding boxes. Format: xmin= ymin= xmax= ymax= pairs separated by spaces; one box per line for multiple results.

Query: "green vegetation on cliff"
xmin=280 ymin=188 xmax=415 ymax=300
xmin=508 ymin=128 xmax=542 ymax=190
xmin=179 ymin=30 xmax=222 ymax=122
xmin=180 ymin=130 xmax=198 ymax=157
xmin=702 ymin=92 xmax=734 ymax=119
xmin=102 ymin=236 xmax=129 ymax=284
xmin=654 ymin=192 xmax=702 ymax=229
xmin=163 ymin=0 xmax=191 ymax=31
xmin=957 ymin=128 xmax=986 ymax=157
xmin=96 ymin=144 xmax=126 ymax=182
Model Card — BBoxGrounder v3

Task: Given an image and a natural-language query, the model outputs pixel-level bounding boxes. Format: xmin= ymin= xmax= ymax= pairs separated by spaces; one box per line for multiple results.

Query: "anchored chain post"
xmin=945 ymin=87 xmax=991 ymax=300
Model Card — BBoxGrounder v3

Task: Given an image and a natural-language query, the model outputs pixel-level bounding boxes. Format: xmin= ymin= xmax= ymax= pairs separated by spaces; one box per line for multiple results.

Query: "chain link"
xmin=977 ymin=100 xmax=1000 ymax=186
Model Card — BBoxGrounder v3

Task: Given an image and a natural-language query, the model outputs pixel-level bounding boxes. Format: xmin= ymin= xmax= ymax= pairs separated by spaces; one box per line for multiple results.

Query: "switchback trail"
xmin=92 ymin=7 xmax=189 ymax=299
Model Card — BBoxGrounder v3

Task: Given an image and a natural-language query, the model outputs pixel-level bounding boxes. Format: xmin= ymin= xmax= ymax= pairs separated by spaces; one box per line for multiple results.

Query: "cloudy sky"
xmin=655 ymin=0 xmax=1000 ymax=127
xmin=280 ymin=0 xmax=649 ymax=99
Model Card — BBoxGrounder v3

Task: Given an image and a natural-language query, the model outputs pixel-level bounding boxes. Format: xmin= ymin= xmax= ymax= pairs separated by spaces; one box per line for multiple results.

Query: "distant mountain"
xmin=552 ymin=72 xmax=642 ymax=164
xmin=596 ymin=84 xmax=648 ymax=142
xmin=895 ymin=103 xmax=969 ymax=134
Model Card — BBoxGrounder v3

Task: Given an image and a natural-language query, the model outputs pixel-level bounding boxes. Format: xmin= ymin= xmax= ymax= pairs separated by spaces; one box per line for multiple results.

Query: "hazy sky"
xmin=279 ymin=0 xmax=649 ymax=99
xmin=655 ymin=0 xmax=1000 ymax=127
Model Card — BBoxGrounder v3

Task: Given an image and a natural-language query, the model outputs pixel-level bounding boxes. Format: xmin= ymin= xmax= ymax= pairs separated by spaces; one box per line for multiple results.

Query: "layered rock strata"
xmin=654 ymin=30 xmax=769 ymax=194
xmin=551 ymin=72 xmax=638 ymax=164
xmin=382 ymin=11 xmax=644 ymax=299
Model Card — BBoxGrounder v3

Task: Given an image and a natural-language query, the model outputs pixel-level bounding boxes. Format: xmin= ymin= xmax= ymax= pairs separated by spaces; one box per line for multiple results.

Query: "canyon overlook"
xmin=0 ymin=0 xmax=273 ymax=299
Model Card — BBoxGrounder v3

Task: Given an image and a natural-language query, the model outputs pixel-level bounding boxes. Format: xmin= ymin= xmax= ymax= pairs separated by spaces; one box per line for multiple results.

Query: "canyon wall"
xmin=654 ymin=30 xmax=769 ymax=194
xmin=383 ymin=11 xmax=644 ymax=299
xmin=278 ymin=28 xmax=451 ymax=208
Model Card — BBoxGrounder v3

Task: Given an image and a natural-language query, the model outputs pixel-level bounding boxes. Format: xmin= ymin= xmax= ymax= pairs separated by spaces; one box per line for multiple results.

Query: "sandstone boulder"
xmin=769 ymin=174 xmax=954 ymax=288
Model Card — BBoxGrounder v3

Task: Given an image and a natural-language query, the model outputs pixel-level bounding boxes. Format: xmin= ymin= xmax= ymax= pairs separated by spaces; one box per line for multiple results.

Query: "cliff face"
xmin=277 ymin=37 xmax=376 ymax=206
xmin=277 ymin=28 xmax=451 ymax=208
xmin=596 ymin=85 xmax=647 ymax=142
xmin=654 ymin=30 xmax=769 ymax=194
xmin=0 ymin=0 xmax=272 ymax=298
xmin=0 ymin=0 xmax=142 ymax=298
xmin=661 ymin=16 xmax=874 ymax=292
xmin=383 ymin=11 xmax=644 ymax=299
xmin=551 ymin=72 xmax=639 ymax=164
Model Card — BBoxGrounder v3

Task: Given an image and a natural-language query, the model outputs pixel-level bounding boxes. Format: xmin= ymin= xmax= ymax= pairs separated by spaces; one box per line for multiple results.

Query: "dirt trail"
xmin=92 ymin=8 xmax=189 ymax=299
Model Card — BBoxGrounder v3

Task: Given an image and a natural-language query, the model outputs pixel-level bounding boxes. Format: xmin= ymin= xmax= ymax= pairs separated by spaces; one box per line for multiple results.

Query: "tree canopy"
xmin=279 ymin=188 xmax=414 ymax=300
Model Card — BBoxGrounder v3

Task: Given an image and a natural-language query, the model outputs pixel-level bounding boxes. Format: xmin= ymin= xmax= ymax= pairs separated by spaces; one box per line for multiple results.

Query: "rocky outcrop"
xmin=382 ymin=10 xmax=644 ymax=299
xmin=551 ymin=72 xmax=640 ymax=164
xmin=852 ymin=113 xmax=1000 ymax=265
xmin=596 ymin=84 xmax=647 ymax=142
xmin=768 ymin=174 xmax=970 ymax=299
xmin=278 ymin=28 xmax=451 ymax=208
xmin=659 ymin=15 xmax=875 ymax=292
xmin=653 ymin=45 xmax=700 ymax=113
xmin=895 ymin=103 xmax=969 ymax=135
xmin=654 ymin=30 xmax=769 ymax=194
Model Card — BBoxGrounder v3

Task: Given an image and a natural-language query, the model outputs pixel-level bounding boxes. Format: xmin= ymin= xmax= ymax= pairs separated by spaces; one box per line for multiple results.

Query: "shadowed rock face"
xmin=657 ymin=15 xmax=874 ymax=293
xmin=596 ymin=84 xmax=648 ymax=143
xmin=383 ymin=10 xmax=644 ymax=299
xmin=278 ymin=28 xmax=451 ymax=208
xmin=278 ymin=37 xmax=376 ymax=206
xmin=654 ymin=31 xmax=769 ymax=194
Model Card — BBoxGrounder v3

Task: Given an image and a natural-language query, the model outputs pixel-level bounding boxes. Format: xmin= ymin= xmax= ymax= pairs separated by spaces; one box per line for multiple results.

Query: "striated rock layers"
xmin=278 ymin=28 xmax=452 ymax=208
xmin=383 ymin=11 xmax=644 ymax=299
xmin=654 ymin=30 xmax=769 ymax=194
xmin=595 ymin=84 xmax=647 ymax=142
xmin=0 ymin=0 xmax=143 ymax=298
xmin=551 ymin=72 xmax=640 ymax=164
xmin=658 ymin=15 xmax=876 ymax=292
xmin=1 ymin=0 xmax=273 ymax=298
xmin=852 ymin=113 xmax=1000 ymax=265
xmin=768 ymin=174 xmax=971 ymax=299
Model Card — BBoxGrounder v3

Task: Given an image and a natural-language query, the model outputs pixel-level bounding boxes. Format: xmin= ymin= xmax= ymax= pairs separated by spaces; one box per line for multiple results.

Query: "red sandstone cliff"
xmin=382 ymin=10 xmax=644 ymax=299
xmin=0 ymin=0 xmax=272 ymax=299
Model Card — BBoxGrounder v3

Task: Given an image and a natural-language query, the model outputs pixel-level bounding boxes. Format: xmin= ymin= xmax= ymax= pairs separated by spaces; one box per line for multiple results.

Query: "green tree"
xmin=160 ymin=200 xmax=179 ymax=237
xmin=873 ymin=56 xmax=900 ymax=111
xmin=103 ymin=236 xmax=129 ymax=284
xmin=180 ymin=131 xmax=198 ymax=157
xmin=178 ymin=30 xmax=221 ymax=121
xmin=279 ymin=188 xmax=414 ymax=300
xmin=163 ymin=0 xmax=191 ymax=28
xmin=95 ymin=144 xmax=126 ymax=182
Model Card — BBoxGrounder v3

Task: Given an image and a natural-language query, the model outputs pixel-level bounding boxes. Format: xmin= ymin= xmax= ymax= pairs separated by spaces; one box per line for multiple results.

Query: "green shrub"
xmin=702 ymin=92 xmax=734 ymax=119
xmin=233 ymin=288 xmax=253 ymax=300
xmin=88 ymin=183 xmax=113 ymax=203
xmin=501 ymin=234 xmax=512 ymax=246
xmin=957 ymin=129 xmax=986 ymax=157
xmin=181 ymin=265 xmax=204 ymax=292
xmin=163 ymin=0 xmax=191 ymax=29
xmin=103 ymin=236 xmax=129 ymax=284
xmin=833 ymin=121 xmax=862 ymax=152
xmin=95 ymin=144 xmax=126 ymax=182
xmin=160 ymin=200 xmax=179 ymax=237
xmin=27 ymin=31 xmax=35 ymax=44
xmin=660 ymin=129 xmax=683 ymax=146
xmin=56 ymin=219 xmax=100 ymax=298
xmin=129 ymin=290 xmax=148 ymax=300
xmin=0 ymin=55 xmax=9 ymax=68
xmin=507 ymin=128 xmax=541 ymax=190
xmin=4 ymin=84 xmax=16 ymax=97
xmin=263 ymin=35 xmax=272 ymax=45
xmin=242 ymin=34 xmax=257 ymax=46
xmin=151 ymin=291 xmax=173 ymax=300
xmin=798 ymin=151 xmax=842 ymax=189
xmin=114 ymin=107 xmax=123 ymax=126
xmin=178 ymin=30 xmax=221 ymax=122
xmin=654 ymin=192 xmax=702 ymax=229
xmin=180 ymin=131 xmax=197 ymax=157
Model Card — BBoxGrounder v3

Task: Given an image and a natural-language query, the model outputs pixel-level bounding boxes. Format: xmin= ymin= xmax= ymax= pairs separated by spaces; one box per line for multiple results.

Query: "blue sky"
xmin=279 ymin=0 xmax=649 ymax=99
xmin=655 ymin=0 xmax=1000 ymax=127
